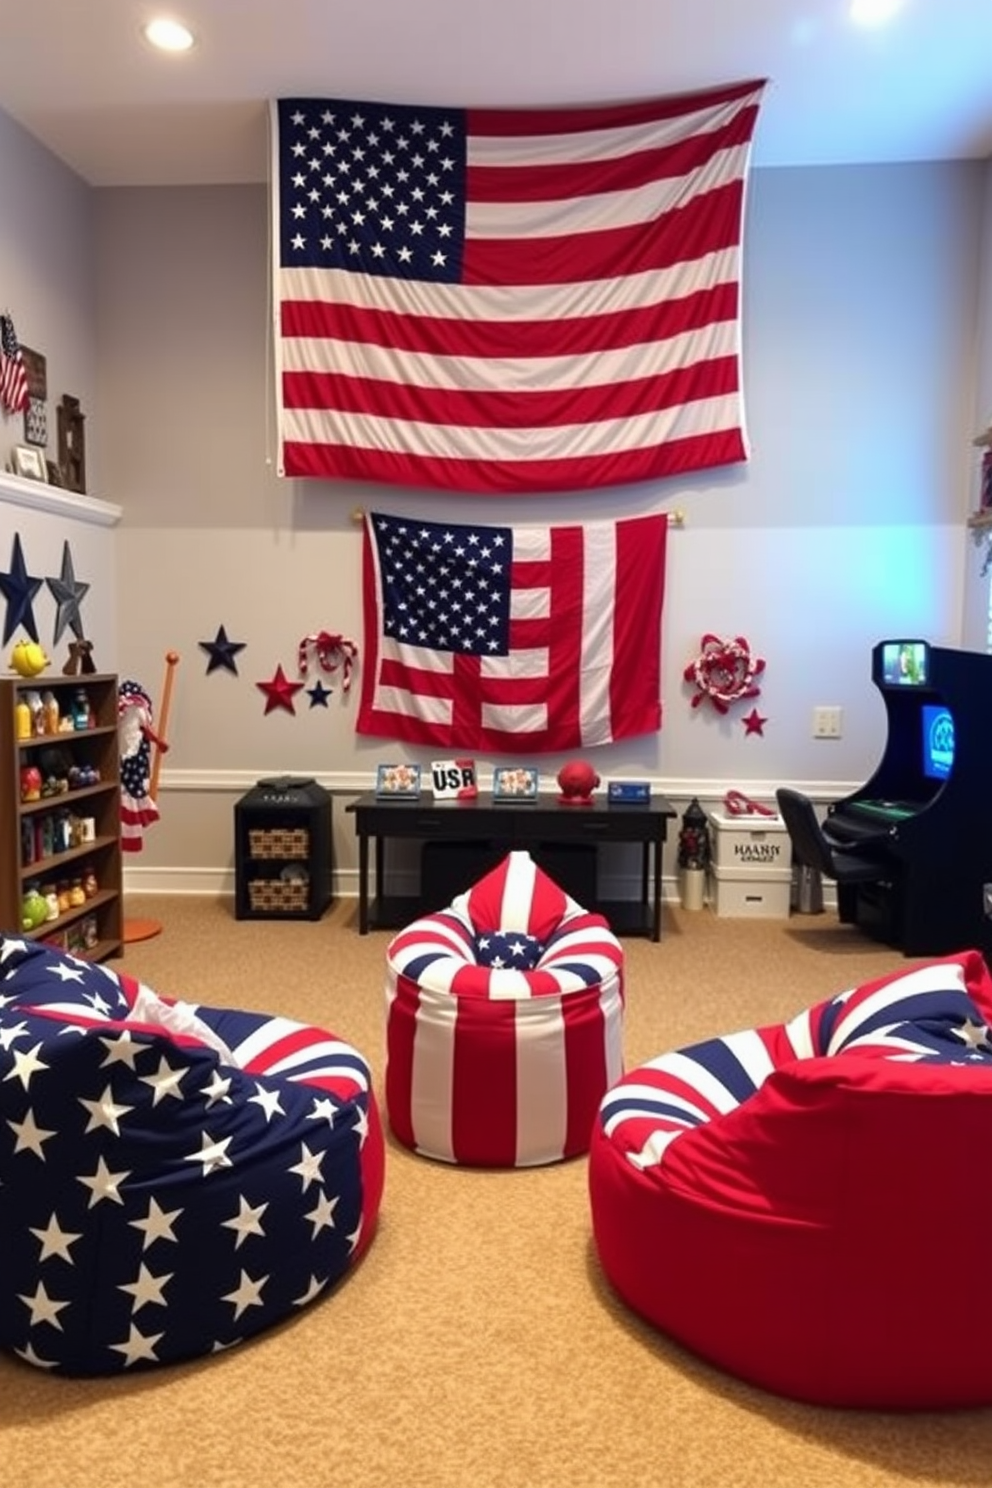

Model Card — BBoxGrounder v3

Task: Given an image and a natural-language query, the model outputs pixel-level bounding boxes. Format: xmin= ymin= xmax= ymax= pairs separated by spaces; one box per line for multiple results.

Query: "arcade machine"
xmin=825 ymin=640 xmax=992 ymax=963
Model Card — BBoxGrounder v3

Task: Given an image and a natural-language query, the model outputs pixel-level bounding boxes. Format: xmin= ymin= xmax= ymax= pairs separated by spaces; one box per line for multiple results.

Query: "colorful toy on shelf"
xmin=21 ymin=885 xmax=48 ymax=932
xmin=9 ymin=639 xmax=49 ymax=678
xmin=19 ymin=765 xmax=41 ymax=803
xmin=556 ymin=759 xmax=601 ymax=805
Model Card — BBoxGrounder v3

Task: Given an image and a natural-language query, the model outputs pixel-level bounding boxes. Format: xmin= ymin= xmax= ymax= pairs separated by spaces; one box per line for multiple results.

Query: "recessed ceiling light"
xmin=143 ymin=17 xmax=195 ymax=52
xmin=849 ymin=0 xmax=905 ymax=25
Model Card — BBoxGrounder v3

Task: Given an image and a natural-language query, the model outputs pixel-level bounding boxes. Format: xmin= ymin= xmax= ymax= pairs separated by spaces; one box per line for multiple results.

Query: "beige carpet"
xmin=4 ymin=895 xmax=992 ymax=1488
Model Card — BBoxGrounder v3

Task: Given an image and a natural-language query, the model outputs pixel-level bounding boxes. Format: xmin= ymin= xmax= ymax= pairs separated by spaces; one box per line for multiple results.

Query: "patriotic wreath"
xmin=297 ymin=630 xmax=358 ymax=691
xmin=683 ymin=633 xmax=765 ymax=714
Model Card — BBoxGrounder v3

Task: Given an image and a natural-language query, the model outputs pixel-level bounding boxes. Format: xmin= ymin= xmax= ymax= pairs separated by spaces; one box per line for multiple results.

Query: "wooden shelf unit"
xmin=0 ymin=672 xmax=123 ymax=960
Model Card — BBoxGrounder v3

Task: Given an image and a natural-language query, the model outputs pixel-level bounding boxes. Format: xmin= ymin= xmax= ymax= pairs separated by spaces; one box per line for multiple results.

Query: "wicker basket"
xmin=248 ymin=828 xmax=309 ymax=859
xmin=247 ymin=880 xmax=310 ymax=912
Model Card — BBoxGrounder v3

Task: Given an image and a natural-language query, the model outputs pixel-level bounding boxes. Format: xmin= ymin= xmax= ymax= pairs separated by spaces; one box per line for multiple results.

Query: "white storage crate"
xmin=708 ymin=811 xmax=790 ymax=871
xmin=708 ymin=863 xmax=793 ymax=918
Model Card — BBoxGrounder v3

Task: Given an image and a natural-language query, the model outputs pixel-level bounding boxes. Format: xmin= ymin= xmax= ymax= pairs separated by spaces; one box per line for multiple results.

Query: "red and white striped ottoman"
xmin=589 ymin=951 xmax=992 ymax=1409
xmin=385 ymin=851 xmax=625 ymax=1167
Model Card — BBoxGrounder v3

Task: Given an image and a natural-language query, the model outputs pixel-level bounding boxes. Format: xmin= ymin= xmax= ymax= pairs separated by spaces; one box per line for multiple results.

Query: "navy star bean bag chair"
xmin=589 ymin=950 xmax=992 ymax=1409
xmin=0 ymin=935 xmax=385 ymax=1375
xmin=386 ymin=850 xmax=624 ymax=1166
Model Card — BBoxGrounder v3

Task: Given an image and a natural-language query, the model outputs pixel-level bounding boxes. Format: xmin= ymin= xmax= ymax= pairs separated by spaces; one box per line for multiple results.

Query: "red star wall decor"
xmin=742 ymin=707 xmax=767 ymax=736
xmin=256 ymin=664 xmax=304 ymax=716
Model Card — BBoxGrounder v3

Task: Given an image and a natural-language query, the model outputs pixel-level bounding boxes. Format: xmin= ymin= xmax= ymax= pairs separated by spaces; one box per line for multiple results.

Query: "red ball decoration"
xmin=556 ymin=759 xmax=600 ymax=805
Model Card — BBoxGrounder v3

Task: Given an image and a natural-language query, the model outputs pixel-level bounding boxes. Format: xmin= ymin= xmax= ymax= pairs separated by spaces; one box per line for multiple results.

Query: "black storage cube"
xmin=234 ymin=777 xmax=333 ymax=920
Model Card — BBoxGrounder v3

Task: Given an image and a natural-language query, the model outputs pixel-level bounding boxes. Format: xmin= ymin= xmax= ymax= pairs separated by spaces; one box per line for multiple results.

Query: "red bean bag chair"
xmin=0 ymin=935 xmax=385 ymax=1375
xmin=386 ymin=850 xmax=624 ymax=1166
xmin=589 ymin=950 xmax=992 ymax=1408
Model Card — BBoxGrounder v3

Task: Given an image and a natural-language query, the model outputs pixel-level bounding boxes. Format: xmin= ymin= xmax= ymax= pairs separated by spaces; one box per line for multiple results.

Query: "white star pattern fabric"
xmin=0 ymin=937 xmax=384 ymax=1374
xmin=385 ymin=850 xmax=624 ymax=1166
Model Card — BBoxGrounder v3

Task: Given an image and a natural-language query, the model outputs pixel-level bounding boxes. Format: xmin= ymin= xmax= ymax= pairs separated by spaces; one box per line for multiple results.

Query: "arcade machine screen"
xmin=879 ymin=640 xmax=929 ymax=687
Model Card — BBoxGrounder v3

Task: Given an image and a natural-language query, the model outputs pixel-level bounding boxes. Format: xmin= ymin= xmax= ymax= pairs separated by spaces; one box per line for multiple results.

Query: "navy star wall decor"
xmin=306 ymin=681 xmax=332 ymax=708
xmin=46 ymin=540 xmax=90 ymax=645
xmin=0 ymin=532 xmax=43 ymax=645
xmin=198 ymin=625 xmax=246 ymax=675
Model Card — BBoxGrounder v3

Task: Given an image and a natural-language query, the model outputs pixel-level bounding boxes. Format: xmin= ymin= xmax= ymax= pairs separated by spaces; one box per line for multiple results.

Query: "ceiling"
xmin=1 ymin=1 xmax=990 ymax=187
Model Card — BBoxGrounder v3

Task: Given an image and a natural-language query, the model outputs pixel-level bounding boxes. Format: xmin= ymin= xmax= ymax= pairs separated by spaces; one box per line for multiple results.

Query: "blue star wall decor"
xmin=198 ymin=625 xmax=246 ymax=675
xmin=46 ymin=540 xmax=90 ymax=645
xmin=0 ymin=532 xmax=43 ymax=645
xmin=307 ymin=681 xmax=333 ymax=708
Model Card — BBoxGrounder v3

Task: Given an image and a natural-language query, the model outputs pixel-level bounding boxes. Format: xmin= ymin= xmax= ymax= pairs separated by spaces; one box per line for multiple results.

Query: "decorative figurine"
xmin=677 ymin=797 xmax=711 ymax=871
xmin=556 ymin=759 xmax=600 ymax=805
xmin=63 ymin=638 xmax=97 ymax=675
xmin=9 ymin=638 xmax=49 ymax=677
xmin=678 ymin=797 xmax=711 ymax=913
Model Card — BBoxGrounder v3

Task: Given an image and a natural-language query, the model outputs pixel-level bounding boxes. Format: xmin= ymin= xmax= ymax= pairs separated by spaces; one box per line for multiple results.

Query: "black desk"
xmin=346 ymin=792 xmax=676 ymax=940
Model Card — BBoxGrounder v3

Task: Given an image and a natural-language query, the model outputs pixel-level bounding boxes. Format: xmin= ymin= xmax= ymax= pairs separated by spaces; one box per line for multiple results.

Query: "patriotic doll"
xmin=118 ymin=679 xmax=167 ymax=852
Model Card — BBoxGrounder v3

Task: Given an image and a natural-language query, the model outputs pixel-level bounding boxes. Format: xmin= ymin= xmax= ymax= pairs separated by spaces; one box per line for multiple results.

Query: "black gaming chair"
xmin=775 ymin=788 xmax=892 ymax=922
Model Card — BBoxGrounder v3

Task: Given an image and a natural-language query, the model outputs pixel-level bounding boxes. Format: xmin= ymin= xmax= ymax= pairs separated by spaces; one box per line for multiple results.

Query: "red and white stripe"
xmin=276 ymin=81 xmax=764 ymax=493
xmin=360 ymin=512 xmax=666 ymax=753
xmin=385 ymin=851 xmax=624 ymax=1166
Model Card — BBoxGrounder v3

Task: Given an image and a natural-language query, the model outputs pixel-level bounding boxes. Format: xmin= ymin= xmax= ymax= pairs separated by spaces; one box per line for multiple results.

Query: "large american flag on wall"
xmin=271 ymin=81 xmax=765 ymax=494
xmin=357 ymin=509 xmax=667 ymax=752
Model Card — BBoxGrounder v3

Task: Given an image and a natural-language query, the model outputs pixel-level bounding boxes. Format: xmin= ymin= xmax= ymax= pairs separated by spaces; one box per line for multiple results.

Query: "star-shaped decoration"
xmin=129 ymin=1196 xmax=182 ymax=1251
xmin=45 ymin=540 xmax=90 ymax=645
xmin=222 ymin=1268 xmax=268 ymax=1321
xmin=77 ymin=1154 xmax=130 ymax=1208
xmin=248 ymin=1083 xmax=285 ymax=1122
xmin=14 ymin=1340 xmax=58 ymax=1369
xmin=4 ymin=1040 xmax=49 ymax=1091
xmin=17 ymin=1279 xmax=70 ymax=1330
xmin=222 ymin=1195 xmax=269 ymax=1249
xmin=7 ymin=1108 xmax=58 ymax=1158
xmin=78 ymin=1083 xmax=134 ymax=1136
xmin=256 ymin=664 xmax=304 ymax=716
xmin=183 ymin=1129 xmax=234 ymax=1177
xmin=0 ymin=532 xmax=43 ymax=644
xmin=47 ymin=961 xmax=86 ymax=985
xmin=307 ymin=1095 xmax=339 ymax=1127
xmin=742 ymin=707 xmax=767 ymax=737
xmin=109 ymin=1322 xmax=164 ymax=1367
xmin=307 ymin=680 xmax=333 ymax=708
xmin=200 ymin=1070 xmax=233 ymax=1107
xmin=139 ymin=1055 xmax=186 ymax=1105
xmin=951 ymin=1018 xmax=992 ymax=1051
xmin=118 ymin=1262 xmax=173 ymax=1313
xmin=293 ymin=1274 xmax=327 ymax=1308
xmin=30 ymin=1213 xmax=84 ymax=1263
xmin=288 ymin=1141 xmax=325 ymax=1192
xmin=303 ymin=1191 xmax=339 ymax=1237
xmin=199 ymin=624 xmax=246 ymax=676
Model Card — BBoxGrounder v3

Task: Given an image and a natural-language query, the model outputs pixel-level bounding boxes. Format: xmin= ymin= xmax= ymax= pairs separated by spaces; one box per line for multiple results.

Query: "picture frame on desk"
xmin=492 ymin=766 xmax=539 ymax=802
xmin=375 ymin=762 xmax=422 ymax=798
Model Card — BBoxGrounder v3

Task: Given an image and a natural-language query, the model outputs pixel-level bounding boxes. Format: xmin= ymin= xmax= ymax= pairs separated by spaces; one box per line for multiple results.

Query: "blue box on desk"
xmin=607 ymin=781 xmax=651 ymax=804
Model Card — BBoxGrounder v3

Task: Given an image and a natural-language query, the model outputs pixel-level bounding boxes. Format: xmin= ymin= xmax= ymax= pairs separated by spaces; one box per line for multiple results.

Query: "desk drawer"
xmin=360 ymin=806 xmax=510 ymax=840
xmin=521 ymin=809 xmax=656 ymax=844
